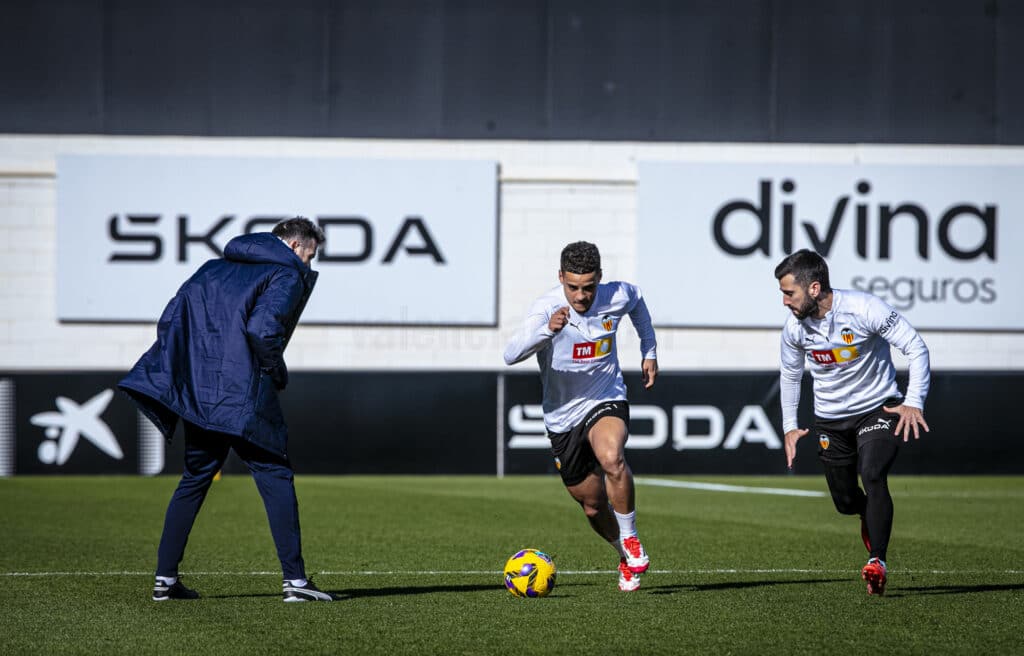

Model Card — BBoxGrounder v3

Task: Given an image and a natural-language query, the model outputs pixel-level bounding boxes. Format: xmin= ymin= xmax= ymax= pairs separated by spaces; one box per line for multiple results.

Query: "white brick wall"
xmin=2 ymin=135 xmax=1022 ymax=372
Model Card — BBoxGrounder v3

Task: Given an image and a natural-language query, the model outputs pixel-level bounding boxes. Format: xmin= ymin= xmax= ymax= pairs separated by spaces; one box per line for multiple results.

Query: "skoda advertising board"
xmin=57 ymin=155 xmax=498 ymax=325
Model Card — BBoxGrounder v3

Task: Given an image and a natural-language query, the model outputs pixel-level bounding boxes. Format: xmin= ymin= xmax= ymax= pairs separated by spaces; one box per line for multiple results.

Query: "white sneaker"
xmin=618 ymin=558 xmax=641 ymax=591
xmin=621 ymin=535 xmax=650 ymax=573
xmin=282 ymin=579 xmax=336 ymax=602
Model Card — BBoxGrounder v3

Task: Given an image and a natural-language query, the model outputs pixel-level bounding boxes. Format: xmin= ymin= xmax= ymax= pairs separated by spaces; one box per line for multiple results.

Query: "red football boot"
xmin=861 ymin=558 xmax=887 ymax=596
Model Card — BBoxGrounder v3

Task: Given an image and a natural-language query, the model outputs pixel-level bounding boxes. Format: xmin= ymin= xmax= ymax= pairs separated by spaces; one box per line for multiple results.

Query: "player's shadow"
xmin=885 ymin=582 xmax=1024 ymax=598
xmin=339 ymin=583 xmax=500 ymax=598
xmin=207 ymin=583 xmax=496 ymax=601
xmin=645 ymin=578 xmax=846 ymax=595
xmin=341 ymin=581 xmax=594 ymax=599
xmin=208 ymin=581 xmax=596 ymax=600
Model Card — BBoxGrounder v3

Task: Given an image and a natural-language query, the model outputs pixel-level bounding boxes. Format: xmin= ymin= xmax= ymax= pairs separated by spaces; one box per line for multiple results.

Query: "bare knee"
xmin=579 ymin=500 xmax=604 ymax=519
xmin=596 ymin=451 xmax=626 ymax=479
xmin=568 ymin=474 xmax=607 ymax=519
xmin=588 ymin=416 xmax=628 ymax=479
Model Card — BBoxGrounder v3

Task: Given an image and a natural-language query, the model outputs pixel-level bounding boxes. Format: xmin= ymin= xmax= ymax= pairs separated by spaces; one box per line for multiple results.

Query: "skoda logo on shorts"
xmin=819 ymin=434 xmax=830 ymax=449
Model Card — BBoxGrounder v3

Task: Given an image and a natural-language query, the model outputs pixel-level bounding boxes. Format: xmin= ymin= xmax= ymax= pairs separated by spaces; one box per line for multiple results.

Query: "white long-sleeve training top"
xmin=504 ymin=281 xmax=657 ymax=433
xmin=779 ymin=288 xmax=930 ymax=433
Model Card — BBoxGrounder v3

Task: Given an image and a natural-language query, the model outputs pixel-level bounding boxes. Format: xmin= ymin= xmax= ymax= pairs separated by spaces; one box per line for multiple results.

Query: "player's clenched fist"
xmin=548 ymin=306 xmax=570 ymax=333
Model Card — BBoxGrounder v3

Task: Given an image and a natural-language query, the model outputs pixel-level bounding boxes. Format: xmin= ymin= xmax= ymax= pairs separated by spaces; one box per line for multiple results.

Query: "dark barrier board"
xmin=0 ymin=371 xmax=1020 ymax=475
xmin=0 ymin=372 xmax=496 ymax=476
xmin=503 ymin=371 xmax=794 ymax=475
xmin=504 ymin=371 xmax=1024 ymax=475
xmin=280 ymin=372 xmax=497 ymax=474
xmin=1 ymin=373 xmax=170 ymax=475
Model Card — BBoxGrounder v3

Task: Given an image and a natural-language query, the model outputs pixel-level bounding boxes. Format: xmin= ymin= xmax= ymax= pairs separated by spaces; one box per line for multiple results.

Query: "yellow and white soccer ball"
xmin=503 ymin=548 xmax=557 ymax=598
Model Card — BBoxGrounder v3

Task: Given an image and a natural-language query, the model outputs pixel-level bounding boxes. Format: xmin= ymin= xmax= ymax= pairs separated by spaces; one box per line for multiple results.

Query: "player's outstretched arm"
xmin=882 ymin=404 xmax=930 ymax=441
xmin=784 ymin=428 xmax=809 ymax=469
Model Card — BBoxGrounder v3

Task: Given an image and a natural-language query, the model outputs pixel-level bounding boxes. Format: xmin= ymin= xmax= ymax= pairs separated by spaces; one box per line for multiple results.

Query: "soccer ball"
xmin=503 ymin=548 xmax=557 ymax=598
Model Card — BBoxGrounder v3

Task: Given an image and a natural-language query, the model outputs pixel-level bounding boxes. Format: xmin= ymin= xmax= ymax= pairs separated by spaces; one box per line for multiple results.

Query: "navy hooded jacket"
xmin=119 ymin=232 xmax=318 ymax=457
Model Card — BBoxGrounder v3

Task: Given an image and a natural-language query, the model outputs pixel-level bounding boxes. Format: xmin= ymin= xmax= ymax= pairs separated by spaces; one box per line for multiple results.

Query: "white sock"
xmin=614 ymin=510 xmax=638 ymax=541
xmin=155 ymin=576 xmax=177 ymax=585
xmin=285 ymin=578 xmax=308 ymax=587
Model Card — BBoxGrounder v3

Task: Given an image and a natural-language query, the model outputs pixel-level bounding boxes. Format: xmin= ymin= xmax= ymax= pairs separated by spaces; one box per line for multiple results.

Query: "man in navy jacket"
xmin=120 ymin=217 xmax=334 ymax=602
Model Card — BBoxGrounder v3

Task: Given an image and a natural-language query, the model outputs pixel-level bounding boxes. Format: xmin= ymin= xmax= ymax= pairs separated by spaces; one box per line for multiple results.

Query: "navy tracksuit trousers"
xmin=155 ymin=422 xmax=306 ymax=580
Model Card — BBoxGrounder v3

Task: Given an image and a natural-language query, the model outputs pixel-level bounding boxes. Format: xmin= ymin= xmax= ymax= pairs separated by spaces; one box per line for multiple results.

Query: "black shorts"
xmin=547 ymin=401 xmax=630 ymax=487
xmin=814 ymin=398 xmax=903 ymax=466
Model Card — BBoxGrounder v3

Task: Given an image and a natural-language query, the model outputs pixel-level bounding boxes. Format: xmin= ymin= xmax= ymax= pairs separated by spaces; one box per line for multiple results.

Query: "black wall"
xmin=2 ymin=0 xmax=1021 ymax=143
xmin=2 ymin=370 xmax=1021 ymax=475
xmin=505 ymin=371 xmax=1024 ymax=475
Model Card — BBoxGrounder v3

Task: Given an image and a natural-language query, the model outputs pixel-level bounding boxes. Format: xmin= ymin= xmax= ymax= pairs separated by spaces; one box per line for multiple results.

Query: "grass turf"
xmin=1 ymin=475 xmax=1022 ymax=654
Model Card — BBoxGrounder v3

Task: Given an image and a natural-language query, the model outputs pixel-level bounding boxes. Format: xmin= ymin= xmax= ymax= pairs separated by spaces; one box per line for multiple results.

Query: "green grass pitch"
xmin=2 ymin=475 xmax=1022 ymax=654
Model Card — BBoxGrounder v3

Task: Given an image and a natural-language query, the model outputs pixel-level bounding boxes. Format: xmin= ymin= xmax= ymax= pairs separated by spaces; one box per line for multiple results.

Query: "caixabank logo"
xmin=30 ymin=389 xmax=122 ymax=466
xmin=638 ymin=160 xmax=1024 ymax=330
xmin=2 ymin=374 xmax=168 ymax=475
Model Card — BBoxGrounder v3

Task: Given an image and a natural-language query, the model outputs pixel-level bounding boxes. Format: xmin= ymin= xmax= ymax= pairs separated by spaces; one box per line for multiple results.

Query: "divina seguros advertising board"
xmin=638 ymin=162 xmax=1021 ymax=330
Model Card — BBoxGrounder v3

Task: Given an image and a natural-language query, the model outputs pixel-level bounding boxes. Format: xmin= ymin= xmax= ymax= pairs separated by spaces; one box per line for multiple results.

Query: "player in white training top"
xmin=504 ymin=241 xmax=657 ymax=592
xmin=775 ymin=249 xmax=931 ymax=596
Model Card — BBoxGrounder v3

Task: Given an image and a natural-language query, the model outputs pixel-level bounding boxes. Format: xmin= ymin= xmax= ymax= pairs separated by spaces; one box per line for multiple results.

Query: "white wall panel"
xmin=2 ymin=135 xmax=1023 ymax=372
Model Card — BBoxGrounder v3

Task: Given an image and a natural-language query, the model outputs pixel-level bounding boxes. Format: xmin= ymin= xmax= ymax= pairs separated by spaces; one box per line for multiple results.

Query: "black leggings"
xmin=823 ymin=437 xmax=899 ymax=562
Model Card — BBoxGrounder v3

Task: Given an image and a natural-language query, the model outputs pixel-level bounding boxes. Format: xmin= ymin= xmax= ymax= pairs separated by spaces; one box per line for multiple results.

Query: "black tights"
xmin=823 ymin=437 xmax=899 ymax=562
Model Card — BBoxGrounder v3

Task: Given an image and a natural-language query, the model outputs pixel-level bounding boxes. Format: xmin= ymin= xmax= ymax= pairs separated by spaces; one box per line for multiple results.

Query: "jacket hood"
xmin=224 ymin=232 xmax=307 ymax=271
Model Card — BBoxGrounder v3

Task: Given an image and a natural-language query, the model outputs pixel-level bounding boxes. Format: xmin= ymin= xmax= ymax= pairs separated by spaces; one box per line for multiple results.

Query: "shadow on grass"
xmin=340 ymin=580 xmax=596 ymax=599
xmin=885 ymin=582 xmax=1024 ymax=598
xmin=645 ymin=578 xmax=846 ymax=595
xmin=341 ymin=583 xmax=506 ymax=598
xmin=207 ymin=581 xmax=597 ymax=600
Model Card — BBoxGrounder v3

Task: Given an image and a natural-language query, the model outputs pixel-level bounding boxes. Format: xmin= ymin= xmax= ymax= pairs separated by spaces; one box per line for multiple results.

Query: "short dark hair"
xmin=560 ymin=241 xmax=601 ymax=275
xmin=774 ymin=249 xmax=831 ymax=292
xmin=273 ymin=216 xmax=325 ymax=245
